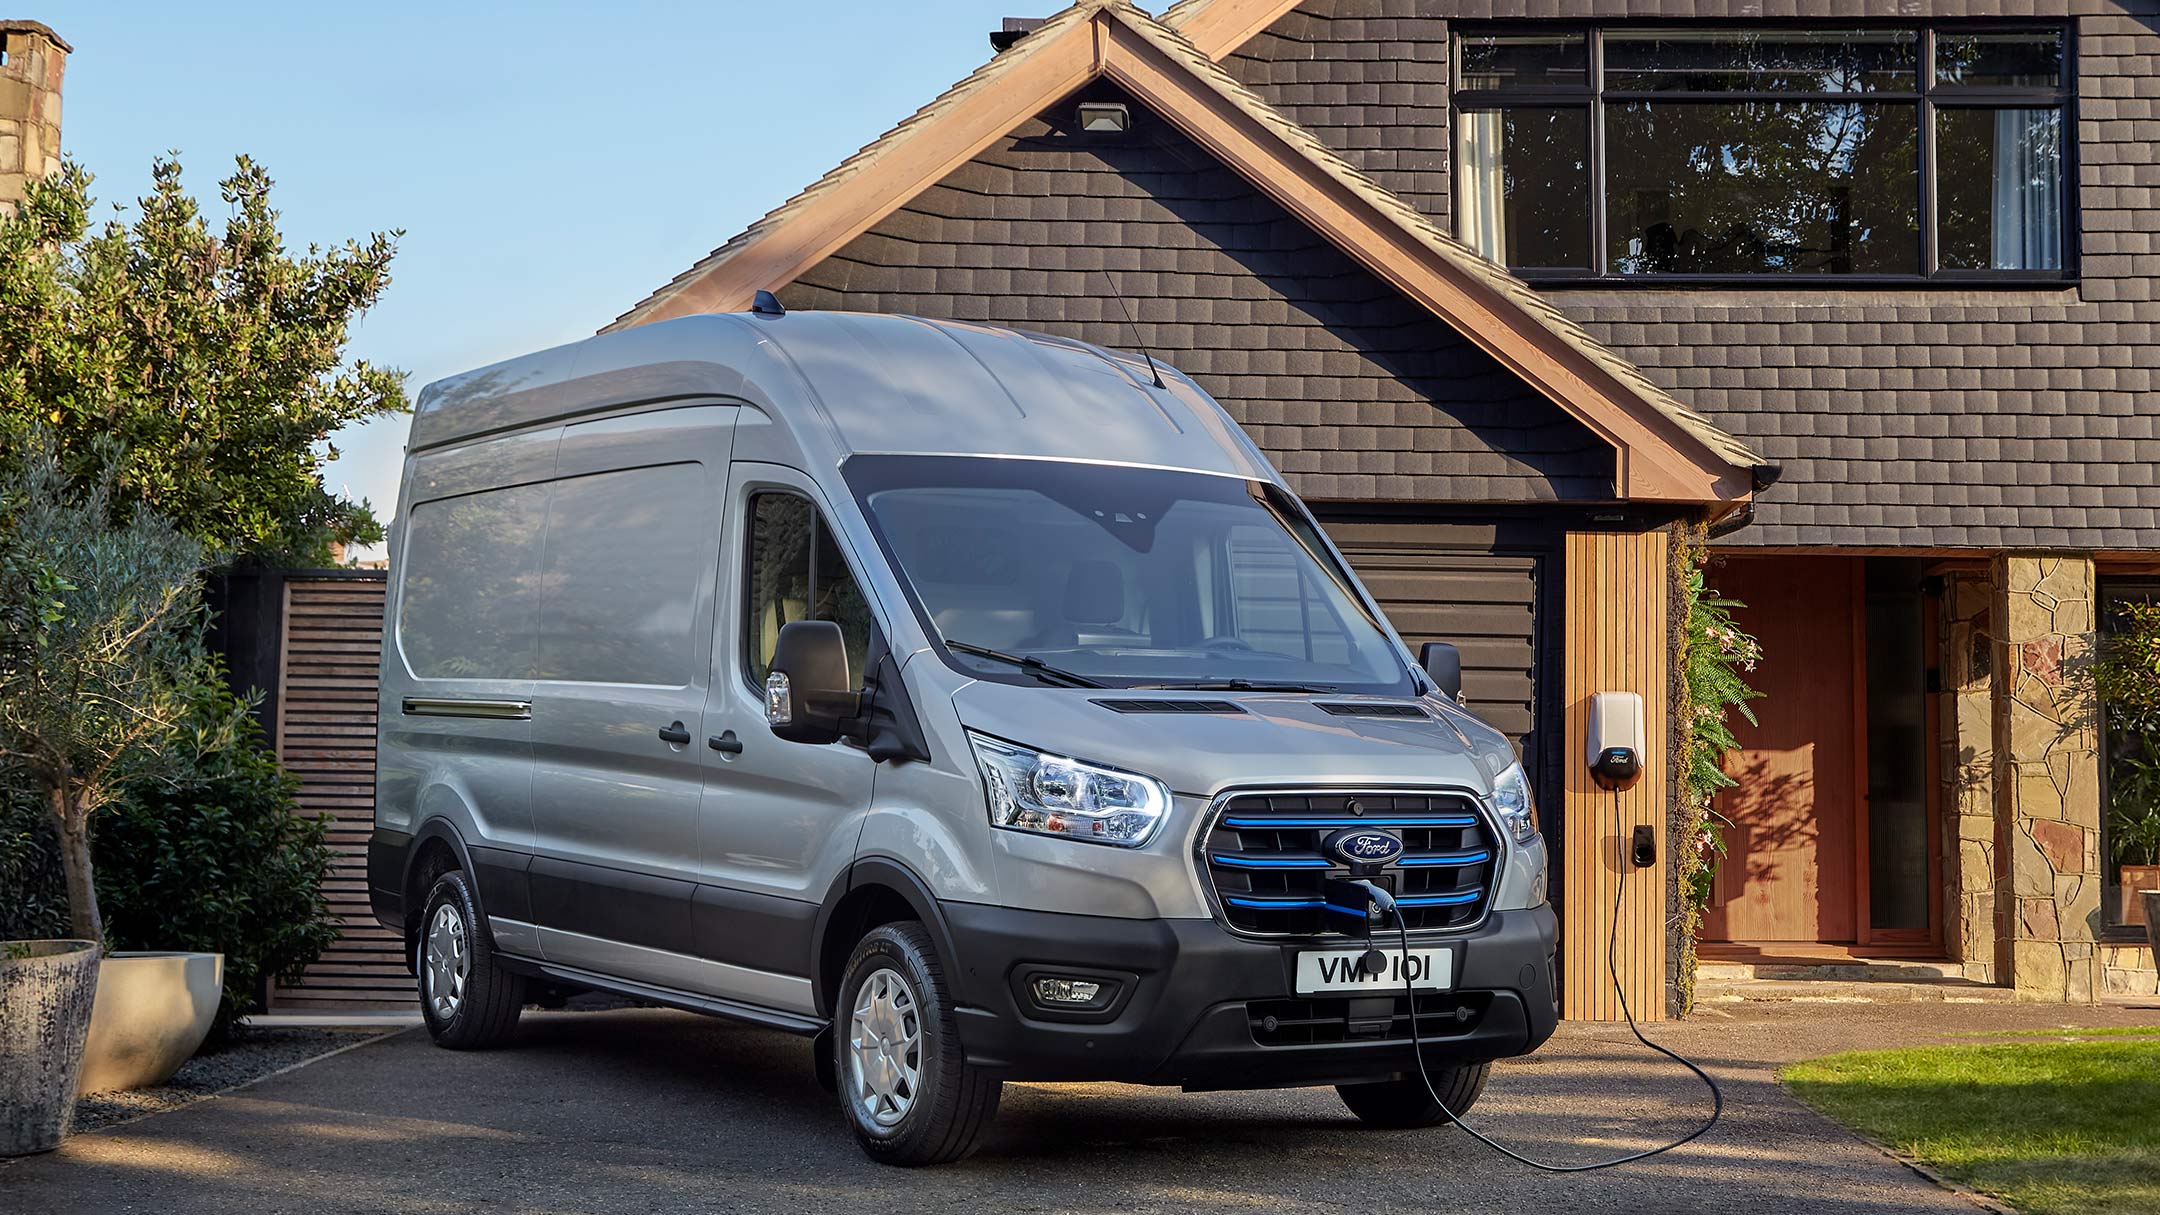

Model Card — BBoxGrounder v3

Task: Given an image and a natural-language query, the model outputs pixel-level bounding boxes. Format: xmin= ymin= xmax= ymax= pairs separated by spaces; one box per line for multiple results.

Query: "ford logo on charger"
xmin=1323 ymin=828 xmax=1404 ymax=866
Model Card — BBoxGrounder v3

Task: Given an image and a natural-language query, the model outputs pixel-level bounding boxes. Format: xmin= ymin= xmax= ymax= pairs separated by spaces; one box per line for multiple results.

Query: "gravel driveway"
xmin=8 ymin=1000 xmax=2154 ymax=1213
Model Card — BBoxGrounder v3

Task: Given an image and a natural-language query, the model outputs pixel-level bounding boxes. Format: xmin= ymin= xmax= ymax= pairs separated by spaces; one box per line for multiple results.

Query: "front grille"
xmin=1200 ymin=790 xmax=1497 ymax=936
xmin=1248 ymin=993 xmax=1492 ymax=1046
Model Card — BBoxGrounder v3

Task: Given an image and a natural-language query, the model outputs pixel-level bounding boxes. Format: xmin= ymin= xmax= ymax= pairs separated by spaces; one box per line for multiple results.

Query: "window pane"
xmin=746 ymin=493 xmax=872 ymax=688
xmin=1935 ymin=31 xmax=2063 ymax=90
xmin=1227 ymin=524 xmax=1354 ymax=666
xmin=1937 ymin=108 xmax=2062 ymax=271
xmin=1458 ymin=33 xmax=1587 ymax=91
xmin=535 ymin=465 xmax=708 ymax=685
xmin=1606 ymin=100 xmax=1920 ymax=275
xmin=400 ymin=483 xmax=547 ymax=680
xmin=1603 ymin=29 xmax=1917 ymax=93
xmin=1456 ymin=107 xmax=1591 ymax=269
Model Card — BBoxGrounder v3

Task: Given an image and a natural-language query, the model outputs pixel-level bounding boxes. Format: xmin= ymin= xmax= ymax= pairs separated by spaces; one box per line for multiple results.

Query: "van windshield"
xmin=845 ymin=455 xmax=1418 ymax=695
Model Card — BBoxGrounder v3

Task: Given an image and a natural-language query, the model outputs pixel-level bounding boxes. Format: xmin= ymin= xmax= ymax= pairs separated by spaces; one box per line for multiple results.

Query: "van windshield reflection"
xmin=845 ymin=456 xmax=1418 ymax=696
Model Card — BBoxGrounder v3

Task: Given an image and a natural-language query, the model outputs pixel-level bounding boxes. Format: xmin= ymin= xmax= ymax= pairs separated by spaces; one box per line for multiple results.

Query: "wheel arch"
xmin=812 ymin=856 xmax=968 ymax=1018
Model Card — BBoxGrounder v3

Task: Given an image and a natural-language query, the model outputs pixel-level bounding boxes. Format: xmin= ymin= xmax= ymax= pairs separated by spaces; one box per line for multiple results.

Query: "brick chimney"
xmin=0 ymin=19 xmax=67 ymax=213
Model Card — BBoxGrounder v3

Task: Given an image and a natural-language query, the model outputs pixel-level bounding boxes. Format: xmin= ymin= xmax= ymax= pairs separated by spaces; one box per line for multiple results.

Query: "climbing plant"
xmin=1670 ymin=524 xmax=1763 ymax=1013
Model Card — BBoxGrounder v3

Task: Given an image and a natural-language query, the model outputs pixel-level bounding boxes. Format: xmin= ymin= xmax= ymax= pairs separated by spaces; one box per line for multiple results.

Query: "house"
xmin=616 ymin=0 xmax=2160 ymax=1013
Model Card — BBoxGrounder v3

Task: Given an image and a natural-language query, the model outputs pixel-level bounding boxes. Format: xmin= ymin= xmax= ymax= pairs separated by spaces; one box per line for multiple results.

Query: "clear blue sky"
xmin=56 ymin=0 xmax=1099 ymax=555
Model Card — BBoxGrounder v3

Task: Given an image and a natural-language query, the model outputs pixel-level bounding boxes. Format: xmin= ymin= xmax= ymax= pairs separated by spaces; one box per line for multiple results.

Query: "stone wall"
xmin=0 ymin=20 xmax=67 ymax=214
xmin=1992 ymin=554 xmax=2106 ymax=1001
xmin=1940 ymin=571 xmax=2001 ymax=984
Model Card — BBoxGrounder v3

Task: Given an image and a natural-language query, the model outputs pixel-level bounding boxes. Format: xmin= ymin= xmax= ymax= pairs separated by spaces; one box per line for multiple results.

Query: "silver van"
xmin=368 ymin=305 xmax=1556 ymax=1164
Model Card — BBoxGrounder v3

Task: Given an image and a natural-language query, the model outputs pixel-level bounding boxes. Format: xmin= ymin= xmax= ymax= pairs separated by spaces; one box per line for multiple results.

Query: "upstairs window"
xmin=1453 ymin=26 xmax=2071 ymax=281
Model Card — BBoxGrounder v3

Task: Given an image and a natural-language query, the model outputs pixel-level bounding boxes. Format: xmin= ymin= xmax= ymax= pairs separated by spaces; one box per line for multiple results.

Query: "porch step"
xmin=1695 ymin=955 xmax=2017 ymax=1003
xmin=1697 ymin=959 xmax=1969 ymax=984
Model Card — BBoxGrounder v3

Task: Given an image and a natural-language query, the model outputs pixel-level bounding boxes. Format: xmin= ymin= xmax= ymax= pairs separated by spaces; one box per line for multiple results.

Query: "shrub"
xmin=96 ymin=683 xmax=340 ymax=1037
xmin=0 ymin=682 xmax=338 ymax=1037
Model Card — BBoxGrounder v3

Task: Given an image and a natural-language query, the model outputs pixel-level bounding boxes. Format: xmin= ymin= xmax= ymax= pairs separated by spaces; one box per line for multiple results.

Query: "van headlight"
xmin=967 ymin=732 xmax=1169 ymax=847
xmin=1491 ymin=761 xmax=1538 ymax=843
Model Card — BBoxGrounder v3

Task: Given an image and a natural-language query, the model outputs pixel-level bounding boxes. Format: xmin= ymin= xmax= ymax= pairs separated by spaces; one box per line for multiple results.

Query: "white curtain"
xmin=1457 ymin=110 xmax=1509 ymax=264
xmin=1991 ymin=108 xmax=2061 ymax=270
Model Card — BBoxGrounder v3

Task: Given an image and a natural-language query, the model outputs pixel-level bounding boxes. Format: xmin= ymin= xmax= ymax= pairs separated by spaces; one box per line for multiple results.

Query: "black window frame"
xmin=1450 ymin=21 xmax=2078 ymax=286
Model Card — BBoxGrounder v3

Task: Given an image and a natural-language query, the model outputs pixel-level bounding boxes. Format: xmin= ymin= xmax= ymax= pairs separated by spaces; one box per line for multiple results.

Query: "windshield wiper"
xmin=1131 ymin=678 xmax=1339 ymax=693
xmin=943 ymin=640 xmax=1106 ymax=689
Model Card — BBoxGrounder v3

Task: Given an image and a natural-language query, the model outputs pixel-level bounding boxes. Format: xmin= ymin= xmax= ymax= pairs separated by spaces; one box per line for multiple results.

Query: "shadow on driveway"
xmin=5 ymin=1006 xmax=2005 ymax=1214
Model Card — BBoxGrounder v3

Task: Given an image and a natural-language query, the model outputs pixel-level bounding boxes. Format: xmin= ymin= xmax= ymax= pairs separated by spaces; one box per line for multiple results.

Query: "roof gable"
xmin=610 ymin=0 xmax=1765 ymax=504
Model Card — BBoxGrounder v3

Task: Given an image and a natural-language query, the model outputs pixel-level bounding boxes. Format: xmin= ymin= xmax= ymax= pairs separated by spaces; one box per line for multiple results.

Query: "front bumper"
xmin=941 ymin=901 xmax=1557 ymax=1089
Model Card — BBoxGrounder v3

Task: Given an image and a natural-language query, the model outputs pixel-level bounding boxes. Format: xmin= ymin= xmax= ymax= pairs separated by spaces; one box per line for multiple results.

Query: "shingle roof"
xmin=611 ymin=0 xmax=1764 ymax=500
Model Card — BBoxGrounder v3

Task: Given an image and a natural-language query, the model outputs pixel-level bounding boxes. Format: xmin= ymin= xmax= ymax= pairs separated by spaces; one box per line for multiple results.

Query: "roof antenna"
xmin=1098 ymin=270 xmax=1166 ymax=389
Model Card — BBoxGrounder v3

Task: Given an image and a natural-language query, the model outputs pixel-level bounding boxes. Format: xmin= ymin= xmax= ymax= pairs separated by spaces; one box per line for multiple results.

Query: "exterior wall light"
xmin=1077 ymin=102 xmax=1130 ymax=133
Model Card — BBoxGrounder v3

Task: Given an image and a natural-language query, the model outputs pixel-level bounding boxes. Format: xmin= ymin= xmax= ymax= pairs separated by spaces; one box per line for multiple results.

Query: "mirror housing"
xmin=1419 ymin=641 xmax=1464 ymax=705
xmin=766 ymin=621 xmax=862 ymax=745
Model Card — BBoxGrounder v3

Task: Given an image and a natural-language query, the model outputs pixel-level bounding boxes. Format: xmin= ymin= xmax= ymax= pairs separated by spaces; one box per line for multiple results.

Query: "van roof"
xmin=409 ymin=310 xmax=1277 ymax=481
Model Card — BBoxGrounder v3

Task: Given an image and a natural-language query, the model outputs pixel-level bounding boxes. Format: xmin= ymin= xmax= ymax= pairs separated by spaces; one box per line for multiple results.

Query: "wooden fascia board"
xmin=620 ymin=25 xmax=1100 ymax=327
xmin=1100 ymin=21 xmax=1747 ymax=503
xmin=1167 ymin=0 xmax=1303 ymax=60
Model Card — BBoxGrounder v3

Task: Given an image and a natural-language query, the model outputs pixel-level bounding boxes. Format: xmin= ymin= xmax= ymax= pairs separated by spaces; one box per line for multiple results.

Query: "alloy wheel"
xmin=425 ymin=902 xmax=469 ymax=1020
xmin=847 ymin=966 xmax=924 ymax=1128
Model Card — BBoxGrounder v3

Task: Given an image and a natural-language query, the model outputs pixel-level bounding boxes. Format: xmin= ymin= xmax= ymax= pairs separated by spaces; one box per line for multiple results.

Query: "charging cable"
xmin=1356 ymin=787 xmax=1723 ymax=1172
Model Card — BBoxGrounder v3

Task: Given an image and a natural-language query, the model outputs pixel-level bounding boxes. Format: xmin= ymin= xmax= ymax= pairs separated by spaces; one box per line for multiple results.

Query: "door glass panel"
xmin=1603 ymin=28 xmax=1917 ymax=93
xmin=745 ymin=492 xmax=872 ymax=687
xmin=534 ymin=464 xmax=708 ymax=686
xmin=1935 ymin=107 xmax=2062 ymax=271
xmin=1865 ymin=558 xmax=1930 ymax=933
xmin=1606 ymin=100 xmax=1920 ymax=275
xmin=1457 ymin=107 xmax=1592 ymax=270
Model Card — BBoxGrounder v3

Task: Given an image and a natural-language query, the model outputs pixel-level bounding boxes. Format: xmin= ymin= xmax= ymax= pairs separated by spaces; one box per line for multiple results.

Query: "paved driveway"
xmin=10 ymin=1000 xmax=2154 ymax=1213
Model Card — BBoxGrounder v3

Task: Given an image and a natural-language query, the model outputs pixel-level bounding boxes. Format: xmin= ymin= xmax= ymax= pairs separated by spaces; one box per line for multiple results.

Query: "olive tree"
xmin=0 ymin=435 xmax=242 ymax=942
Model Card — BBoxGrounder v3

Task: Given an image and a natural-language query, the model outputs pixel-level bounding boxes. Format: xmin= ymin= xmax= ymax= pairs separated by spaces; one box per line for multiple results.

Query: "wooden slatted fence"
xmin=268 ymin=573 xmax=411 ymax=1009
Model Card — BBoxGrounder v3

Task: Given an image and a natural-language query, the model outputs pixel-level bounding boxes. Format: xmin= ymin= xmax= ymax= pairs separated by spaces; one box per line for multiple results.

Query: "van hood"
xmin=946 ymin=679 xmax=1517 ymax=799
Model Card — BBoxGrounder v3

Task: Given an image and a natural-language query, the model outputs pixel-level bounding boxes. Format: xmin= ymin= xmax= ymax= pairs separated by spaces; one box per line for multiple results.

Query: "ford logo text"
xmin=1323 ymin=828 xmax=1404 ymax=866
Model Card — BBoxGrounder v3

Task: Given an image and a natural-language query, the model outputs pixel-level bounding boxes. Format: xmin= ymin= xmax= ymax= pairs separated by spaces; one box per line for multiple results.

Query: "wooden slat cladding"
xmin=1561 ymin=530 xmax=1671 ymax=1022
xmin=269 ymin=574 xmax=408 ymax=1010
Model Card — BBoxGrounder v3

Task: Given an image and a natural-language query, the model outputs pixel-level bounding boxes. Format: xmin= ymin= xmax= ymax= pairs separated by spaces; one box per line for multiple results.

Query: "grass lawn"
xmin=1783 ymin=1039 xmax=2160 ymax=1215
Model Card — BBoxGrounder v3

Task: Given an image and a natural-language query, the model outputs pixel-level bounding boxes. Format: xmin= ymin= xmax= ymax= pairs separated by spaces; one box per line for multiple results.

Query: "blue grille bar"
xmin=1210 ymin=854 xmax=1332 ymax=870
xmin=1219 ymin=815 xmax=1478 ymax=829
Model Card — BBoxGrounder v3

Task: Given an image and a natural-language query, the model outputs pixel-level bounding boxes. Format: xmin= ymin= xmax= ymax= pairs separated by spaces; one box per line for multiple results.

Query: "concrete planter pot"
xmin=78 ymin=952 xmax=224 ymax=1095
xmin=1 ymin=939 xmax=101 ymax=1156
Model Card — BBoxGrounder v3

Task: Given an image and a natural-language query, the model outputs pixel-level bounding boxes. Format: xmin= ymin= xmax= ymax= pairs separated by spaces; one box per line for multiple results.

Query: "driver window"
xmin=745 ymin=491 xmax=873 ymax=688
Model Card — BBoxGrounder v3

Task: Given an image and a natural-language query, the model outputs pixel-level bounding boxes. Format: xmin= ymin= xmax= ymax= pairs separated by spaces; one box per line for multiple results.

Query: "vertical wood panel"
xmin=269 ymin=575 xmax=409 ymax=1009
xmin=1562 ymin=530 xmax=1669 ymax=1022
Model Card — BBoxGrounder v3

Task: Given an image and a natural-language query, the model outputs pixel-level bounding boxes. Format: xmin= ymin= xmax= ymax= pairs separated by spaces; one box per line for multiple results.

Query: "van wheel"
xmin=416 ymin=869 xmax=525 ymax=1049
xmin=1338 ymin=1061 xmax=1490 ymax=1128
xmin=833 ymin=922 xmax=1001 ymax=1165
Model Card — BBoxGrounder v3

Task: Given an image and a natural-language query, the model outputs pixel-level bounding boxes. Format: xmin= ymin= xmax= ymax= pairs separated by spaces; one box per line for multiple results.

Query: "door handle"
xmin=658 ymin=721 xmax=693 ymax=746
xmin=708 ymin=730 xmax=744 ymax=755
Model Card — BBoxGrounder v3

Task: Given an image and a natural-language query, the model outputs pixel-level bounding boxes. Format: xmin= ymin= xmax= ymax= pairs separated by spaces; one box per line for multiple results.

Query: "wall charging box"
xmin=1587 ymin=690 xmax=1645 ymax=792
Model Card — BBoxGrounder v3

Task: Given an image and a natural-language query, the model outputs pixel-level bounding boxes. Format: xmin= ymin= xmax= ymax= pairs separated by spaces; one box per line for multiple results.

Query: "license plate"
xmin=1295 ymin=945 xmax=1453 ymax=995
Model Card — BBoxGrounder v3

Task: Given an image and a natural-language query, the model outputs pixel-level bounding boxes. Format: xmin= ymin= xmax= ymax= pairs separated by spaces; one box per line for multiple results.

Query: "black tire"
xmin=1338 ymin=1061 xmax=1490 ymax=1128
xmin=416 ymin=869 xmax=525 ymax=1049
xmin=832 ymin=922 xmax=1001 ymax=1165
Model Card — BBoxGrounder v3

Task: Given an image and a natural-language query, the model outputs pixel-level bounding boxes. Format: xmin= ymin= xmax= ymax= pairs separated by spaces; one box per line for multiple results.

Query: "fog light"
xmin=1031 ymin=976 xmax=1103 ymax=1006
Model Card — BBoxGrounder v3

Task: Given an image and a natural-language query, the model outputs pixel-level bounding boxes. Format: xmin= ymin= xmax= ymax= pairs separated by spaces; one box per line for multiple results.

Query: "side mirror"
xmin=765 ymin=620 xmax=862 ymax=745
xmin=1419 ymin=641 xmax=1463 ymax=705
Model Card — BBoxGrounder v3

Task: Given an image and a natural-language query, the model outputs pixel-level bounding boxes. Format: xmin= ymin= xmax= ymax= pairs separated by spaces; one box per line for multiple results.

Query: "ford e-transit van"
xmin=369 ymin=305 xmax=1556 ymax=1164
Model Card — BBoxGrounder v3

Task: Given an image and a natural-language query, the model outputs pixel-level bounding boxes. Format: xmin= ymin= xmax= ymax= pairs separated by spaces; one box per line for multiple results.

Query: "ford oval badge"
xmin=1323 ymin=828 xmax=1404 ymax=867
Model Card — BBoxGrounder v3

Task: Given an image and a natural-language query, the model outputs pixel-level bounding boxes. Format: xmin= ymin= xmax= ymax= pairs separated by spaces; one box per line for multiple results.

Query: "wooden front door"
xmin=1703 ymin=556 xmax=1862 ymax=944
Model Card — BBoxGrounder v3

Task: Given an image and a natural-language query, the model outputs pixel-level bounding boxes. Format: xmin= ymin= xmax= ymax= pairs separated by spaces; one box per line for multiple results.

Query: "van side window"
xmin=745 ymin=492 xmax=873 ymax=688
xmin=400 ymin=482 xmax=548 ymax=679
xmin=535 ymin=464 xmax=710 ymax=686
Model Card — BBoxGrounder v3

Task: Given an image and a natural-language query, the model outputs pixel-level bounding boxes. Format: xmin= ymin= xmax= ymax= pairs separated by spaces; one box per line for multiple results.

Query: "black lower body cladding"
xmin=940 ymin=902 xmax=1558 ymax=1089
